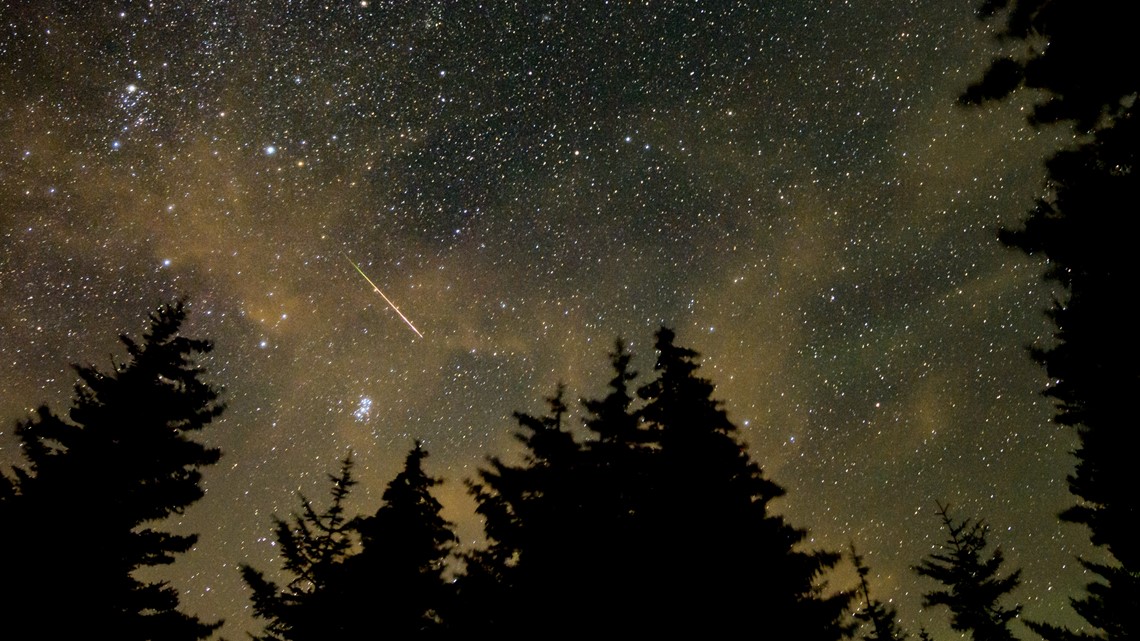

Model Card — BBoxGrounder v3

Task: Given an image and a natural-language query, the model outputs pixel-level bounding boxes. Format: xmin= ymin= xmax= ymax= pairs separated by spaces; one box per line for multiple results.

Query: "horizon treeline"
xmin=236 ymin=326 xmax=860 ymax=639
xmin=0 ymin=300 xmax=1079 ymax=640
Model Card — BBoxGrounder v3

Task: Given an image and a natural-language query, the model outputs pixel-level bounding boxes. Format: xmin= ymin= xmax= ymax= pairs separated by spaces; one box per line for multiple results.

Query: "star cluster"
xmin=1 ymin=1 xmax=1088 ymax=637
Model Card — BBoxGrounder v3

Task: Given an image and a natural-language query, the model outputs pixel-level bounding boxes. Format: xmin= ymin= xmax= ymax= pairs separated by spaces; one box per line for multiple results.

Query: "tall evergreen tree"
xmin=241 ymin=456 xmax=357 ymax=641
xmin=0 ymin=300 xmax=224 ymax=640
xmin=851 ymin=544 xmax=909 ymax=641
xmin=459 ymin=328 xmax=852 ymax=636
xmin=913 ymin=502 xmax=1022 ymax=641
xmin=457 ymin=384 xmax=587 ymax=634
xmin=963 ymin=3 xmax=1139 ymax=638
xmin=634 ymin=327 xmax=852 ymax=638
xmin=341 ymin=441 xmax=457 ymax=636
xmin=576 ymin=338 xmax=659 ymax=625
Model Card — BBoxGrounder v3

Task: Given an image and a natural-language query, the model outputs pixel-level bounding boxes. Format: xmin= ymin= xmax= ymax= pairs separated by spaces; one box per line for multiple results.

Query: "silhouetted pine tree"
xmin=241 ymin=456 xmax=356 ymax=641
xmin=913 ymin=502 xmax=1022 ymax=641
xmin=633 ymin=327 xmax=852 ymax=638
xmin=851 ymin=544 xmax=909 ymax=641
xmin=1012 ymin=110 xmax=1140 ymax=641
xmin=457 ymin=384 xmax=588 ymax=634
xmin=459 ymin=329 xmax=852 ymax=636
xmin=576 ymin=338 xmax=659 ymax=626
xmin=964 ymin=3 xmax=1139 ymax=638
xmin=0 ymin=300 xmax=223 ymax=640
xmin=340 ymin=441 xmax=457 ymax=636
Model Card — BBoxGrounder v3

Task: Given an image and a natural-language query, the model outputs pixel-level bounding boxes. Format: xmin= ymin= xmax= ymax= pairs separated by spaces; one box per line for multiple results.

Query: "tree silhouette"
xmin=913 ymin=502 xmax=1022 ymax=641
xmin=241 ymin=456 xmax=357 ymax=641
xmin=581 ymin=338 xmax=641 ymax=446
xmin=341 ymin=441 xmax=457 ymax=636
xmin=1009 ymin=112 xmax=1140 ymax=641
xmin=851 ymin=544 xmax=909 ymax=641
xmin=965 ymin=3 xmax=1139 ymax=638
xmin=460 ymin=328 xmax=853 ymax=637
xmin=962 ymin=0 xmax=1132 ymax=131
xmin=576 ymin=338 xmax=661 ymax=627
xmin=634 ymin=327 xmax=852 ymax=638
xmin=0 ymin=300 xmax=224 ymax=640
xmin=457 ymin=384 xmax=588 ymax=634
xmin=244 ymin=443 xmax=456 ymax=640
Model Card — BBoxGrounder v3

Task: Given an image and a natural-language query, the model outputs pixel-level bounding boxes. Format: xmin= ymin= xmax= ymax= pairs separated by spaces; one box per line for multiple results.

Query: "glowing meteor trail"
xmin=344 ymin=253 xmax=424 ymax=338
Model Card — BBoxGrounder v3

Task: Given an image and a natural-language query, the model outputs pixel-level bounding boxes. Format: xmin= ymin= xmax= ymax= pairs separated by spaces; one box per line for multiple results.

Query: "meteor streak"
xmin=344 ymin=253 xmax=424 ymax=338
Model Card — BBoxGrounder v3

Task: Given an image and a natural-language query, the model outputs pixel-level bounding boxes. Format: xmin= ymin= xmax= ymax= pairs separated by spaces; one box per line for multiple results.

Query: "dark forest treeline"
xmin=238 ymin=330 xmax=859 ymax=639
xmin=0 ymin=302 xmax=1042 ymax=640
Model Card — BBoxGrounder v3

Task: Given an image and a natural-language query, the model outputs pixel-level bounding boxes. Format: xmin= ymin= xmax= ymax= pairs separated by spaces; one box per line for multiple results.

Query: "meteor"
xmin=343 ymin=253 xmax=424 ymax=339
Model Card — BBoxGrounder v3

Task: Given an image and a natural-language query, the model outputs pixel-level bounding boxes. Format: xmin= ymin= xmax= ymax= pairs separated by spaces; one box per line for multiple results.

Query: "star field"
xmin=0 ymin=2 xmax=1090 ymax=637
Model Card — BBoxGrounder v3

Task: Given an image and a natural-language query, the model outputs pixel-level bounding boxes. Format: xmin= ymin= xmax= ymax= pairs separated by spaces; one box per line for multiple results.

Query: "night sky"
xmin=0 ymin=1 xmax=1092 ymax=637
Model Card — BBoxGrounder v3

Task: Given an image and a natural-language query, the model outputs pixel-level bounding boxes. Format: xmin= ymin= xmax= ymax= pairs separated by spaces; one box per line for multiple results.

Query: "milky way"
xmin=1 ymin=2 xmax=1089 ymax=637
